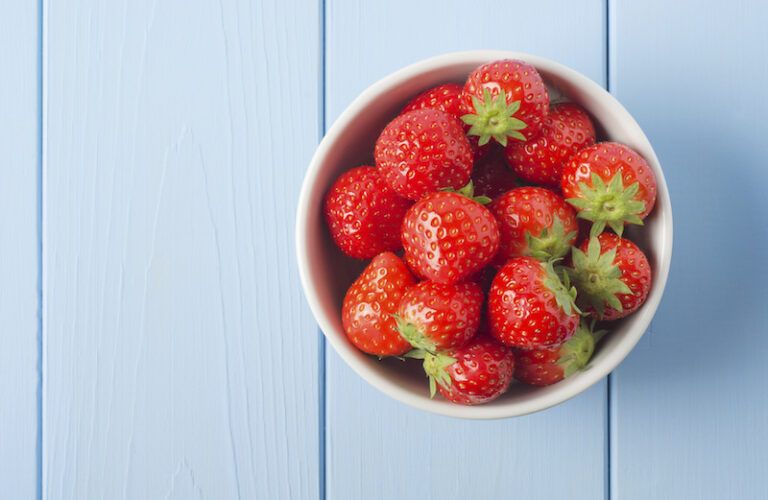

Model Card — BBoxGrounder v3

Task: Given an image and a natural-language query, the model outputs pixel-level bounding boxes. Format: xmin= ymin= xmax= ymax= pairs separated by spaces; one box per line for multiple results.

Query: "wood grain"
xmin=0 ymin=2 xmax=40 ymax=498
xmin=611 ymin=1 xmax=768 ymax=498
xmin=43 ymin=0 xmax=320 ymax=498
xmin=325 ymin=1 xmax=609 ymax=499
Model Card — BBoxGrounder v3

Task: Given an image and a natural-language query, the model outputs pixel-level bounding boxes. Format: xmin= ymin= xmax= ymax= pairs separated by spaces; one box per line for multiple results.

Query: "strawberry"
xmin=514 ymin=320 xmax=606 ymax=386
xmin=488 ymin=257 xmax=580 ymax=349
xmin=401 ymin=183 xmax=500 ymax=284
xmin=324 ymin=166 xmax=412 ymax=259
xmin=341 ymin=252 xmax=416 ymax=356
xmin=471 ymin=148 xmax=519 ymax=200
xmin=460 ymin=59 xmax=550 ymax=146
xmin=490 ymin=186 xmax=579 ymax=263
xmin=402 ymin=83 xmax=490 ymax=161
xmin=402 ymin=83 xmax=464 ymax=117
xmin=561 ymin=142 xmax=658 ymax=237
xmin=375 ymin=108 xmax=473 ymax=200
xmin=410 ymin=336 xmax=515 ymax=405
xmin=568 ymin=233 xmax=652 ymax=320
xmin=395 ymin=281 xmax=483 ymax=351
xmin=505 ymin=103 xmax=596 ymax=187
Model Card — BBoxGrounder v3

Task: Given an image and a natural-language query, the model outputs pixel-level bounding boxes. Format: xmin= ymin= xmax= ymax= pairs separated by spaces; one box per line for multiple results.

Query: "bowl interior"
xmin=298 ymin=52 xmax=672 ymax=418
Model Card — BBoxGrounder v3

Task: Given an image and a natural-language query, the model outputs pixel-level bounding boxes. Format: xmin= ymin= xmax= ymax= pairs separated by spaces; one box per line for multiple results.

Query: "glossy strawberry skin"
xmin=375 ymin=109 xmax=473 ymax=201
xmin=397 ymin=281 xmax=483 ymax=351
xmin=403 ymin=83 xmax=464 ymax=117
xmin=460 ymin=59 xmax=550 ymax=141
xmin=341 ymin=252 xmax=416 ymax=356
xmin=471 ymin=149 xmax=519 ymax=200
xmin=402 ymin=83 xmax=490 ymax=160
xmin=401 ymin=191 xmax=500 ymax=284
xmin=324 ymin=166 xmax=412 ymax=259
xmin=505 ymin=103 xmax=596 ymax=187
xmin=490 ymin=186 xmax=578 ymax=263
xmin=580 ymin=233 xmax=652 ymax=320
xmin=437 ymin=337 xmax=515 ymax=405
xmin=488 ymin=257 xmax=579 ymax=348
xmin=561 ymin=142 xmax=657 ymax=219
xmin=514 ymin=347 xmax=564 ymax=386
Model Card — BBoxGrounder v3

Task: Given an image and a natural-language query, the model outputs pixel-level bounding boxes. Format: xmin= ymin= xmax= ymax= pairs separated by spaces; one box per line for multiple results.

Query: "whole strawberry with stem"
xmin=489 ymin=257 xmax=580 ymax=349
xmin=410 ymin=336 xmax=515 ymax=405
xmin=401 ymin=182 xmax=500 ymax=284
xmin=375 ymin=108 xmax=473 ymax=200
xmin=460 ymin=59 xmax=550 ymax=146
xmin=324 ymin=166 xmax=412 ymax=259
xmin=402 ymin=83 xmax=490 ymax=160
xmin=562 ymin=142 xmax=657 ymax=237
xmin=506 ymin=103 xmax=596 ymax=187
xmin=395 ymin=281 xmax=483 ymax=352
xmin=568 ymin=233 xmax=652 ymax=320
xmin=491 ymin=186 xmax=579 ymax=263
xmin=471 ymin=149 xmax=519 ymax=200
xmin=342 ymin=252 xmax=416 ymax=356
xmin=514 ymin=319 xmax=607 ymax=386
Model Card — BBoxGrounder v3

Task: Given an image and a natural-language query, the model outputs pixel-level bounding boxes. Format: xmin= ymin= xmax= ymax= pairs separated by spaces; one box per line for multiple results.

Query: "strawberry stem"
xmin=566 ymin=172 xmax=646 ymax=237
xmin=461 ymin=88 xmax=528 ymax=147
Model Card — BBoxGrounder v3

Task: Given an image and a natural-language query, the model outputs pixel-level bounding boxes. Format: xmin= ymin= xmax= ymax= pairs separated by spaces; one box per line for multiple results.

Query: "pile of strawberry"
xmin=324 ymin=59 xmax=656 ymax=405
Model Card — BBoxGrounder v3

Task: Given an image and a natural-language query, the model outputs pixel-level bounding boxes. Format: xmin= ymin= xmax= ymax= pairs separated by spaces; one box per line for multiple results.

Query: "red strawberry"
xmin=491 ymin=186 xmax=579 ymax=262
xmin=505 ymin=103 xmax=596 ymax=187
xmin=402 ymin=83 xmax=490 ymax=161
xmin=514 ymin=320 xmax=606 ymax=386
xmin=341 ymin=252 xmax=416 ymax=356
xmin=401 ymin=183 xmax=500 ymax=284
xmin=324 ymin=166 xmax=412 ymax=259
xmin=488 ymin=257 xmax=580 ymax=349
xmin=471 ymin=149 xmax=519 ymax=199
xmin=568 ymin=233 xmax=652 ymax=320
xmin=562 ymin=142 xmax=658 ymax=237
xmin=460 ymin=59 xmax=550 ymax=146
xmin=411 ymin=336 xmax=515 ymax=405
xmin=375 ymin=108 xmax=473 ymax=200
xmin=395 ymin=281 xmax=483 ymax=351
xmin=403 ymin=83 xmax=464 ymax=117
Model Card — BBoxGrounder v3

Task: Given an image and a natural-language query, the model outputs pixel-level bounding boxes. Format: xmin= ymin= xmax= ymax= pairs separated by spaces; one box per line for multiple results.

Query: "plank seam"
xmin=37 ymin=0 xmax=45 ymax=498
xmin=318 ymin=0 xmax=327 ymax=498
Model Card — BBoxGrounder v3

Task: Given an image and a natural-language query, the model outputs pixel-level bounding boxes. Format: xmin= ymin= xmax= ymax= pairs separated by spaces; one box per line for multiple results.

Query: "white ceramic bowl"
xmin=296 ymin=50 xmax=673 ymax=419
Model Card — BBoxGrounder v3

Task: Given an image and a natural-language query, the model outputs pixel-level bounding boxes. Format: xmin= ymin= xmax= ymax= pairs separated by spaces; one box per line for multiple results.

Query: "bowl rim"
xmin=296 ymin=50 xmax=673 ymax=419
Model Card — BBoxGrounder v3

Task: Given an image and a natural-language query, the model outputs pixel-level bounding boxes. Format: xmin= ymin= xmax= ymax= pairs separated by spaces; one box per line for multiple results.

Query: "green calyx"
xmin=568 ymin=236 xmax=632 ymax=317
xmin=541 ymin=260 xmax=581 ymax=317
xmin=393 ymin=315 xmax=436 ymax=352
xmin=525 ymin=217 xmax=578 ymax=261
xmin=461 ymin=88 xmax=528 ymax=147
xmin=441 ymin=180 xmax=491 ymax=205
xmin=566 ymin=172 xmax=646 ymax=237
xmin=406 ymin=349 xmax=457 ymax=398
xmin=557 ymin=319 xmax=608 ymax=377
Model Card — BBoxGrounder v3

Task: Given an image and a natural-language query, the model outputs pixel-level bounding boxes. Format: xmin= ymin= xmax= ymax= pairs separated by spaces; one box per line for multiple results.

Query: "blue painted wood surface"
xmin=42 ymin=0 xmax=319 ymax=498
xmin=1 ymin=0 xmax=767 ymax=498
xmin=0 ymin=2 xmax=40 ymax=499
xmin=611 ymin=1 xmax=768 ymax=499
xmin=325 ymin=1 xmax=609 ymax=499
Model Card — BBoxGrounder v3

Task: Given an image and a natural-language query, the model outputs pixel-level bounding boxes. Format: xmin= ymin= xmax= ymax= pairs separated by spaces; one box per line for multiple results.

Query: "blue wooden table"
xmin=2 ymin=1 xmax=767 ymax=498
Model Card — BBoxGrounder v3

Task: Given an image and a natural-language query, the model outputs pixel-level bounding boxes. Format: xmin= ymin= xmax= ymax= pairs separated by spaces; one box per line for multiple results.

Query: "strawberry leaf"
xmin=525 ymin=216 xmax=578 ymax=261
xmin=461 ymin=88 xmax=528 ymax=146
xmin=567 ymin=237 xmax=633 ymax=318
xmin=567 ymin=171 xmax=647 ymax=236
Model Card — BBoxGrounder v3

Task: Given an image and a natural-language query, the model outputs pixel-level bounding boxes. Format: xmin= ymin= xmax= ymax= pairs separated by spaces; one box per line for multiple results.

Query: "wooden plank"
xmin=0 ymin=2 xmax=40 ymax=498
xmin=42 ymin=0 xmax=320 ymax=498
xmin=611 ymin=1 xmax=768 ymax=498
xmin=325 ymin=1 xmax=609 ymax=499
